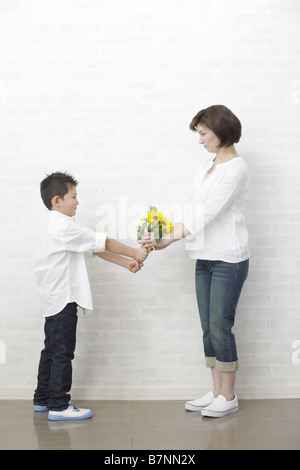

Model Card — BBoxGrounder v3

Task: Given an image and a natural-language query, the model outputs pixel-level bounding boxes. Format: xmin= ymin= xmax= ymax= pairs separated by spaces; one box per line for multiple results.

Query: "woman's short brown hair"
xmin=189 ymin=105 xmax=241 ymax=148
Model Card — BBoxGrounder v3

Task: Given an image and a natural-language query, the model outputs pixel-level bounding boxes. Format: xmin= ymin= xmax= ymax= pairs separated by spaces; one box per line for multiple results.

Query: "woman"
xmin=141 ymin=105 xmax=250 ymax=418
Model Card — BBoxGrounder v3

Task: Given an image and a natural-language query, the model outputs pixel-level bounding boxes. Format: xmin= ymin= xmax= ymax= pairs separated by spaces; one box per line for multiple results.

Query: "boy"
xmin=33 ymin=172 xmax=147 ymax=421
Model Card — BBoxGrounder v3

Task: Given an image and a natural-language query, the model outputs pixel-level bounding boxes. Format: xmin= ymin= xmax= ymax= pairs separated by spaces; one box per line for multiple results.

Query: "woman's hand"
xmin=139 ymin=223 xmax=190 ymax=250
xmin=139 ymin=232 xmax=171 ymax=250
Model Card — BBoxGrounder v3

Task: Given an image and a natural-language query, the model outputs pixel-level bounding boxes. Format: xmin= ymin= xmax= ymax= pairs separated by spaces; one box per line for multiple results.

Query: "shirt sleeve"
xmin=183 ymin=165 xmax=248 ymax=236
xmin=62 ymin=221 xmax=107 ymax=253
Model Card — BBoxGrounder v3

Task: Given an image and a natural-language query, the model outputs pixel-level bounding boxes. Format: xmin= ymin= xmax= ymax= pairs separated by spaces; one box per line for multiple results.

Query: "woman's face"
xmin=196 ymin=123 xmax=221 ymax=154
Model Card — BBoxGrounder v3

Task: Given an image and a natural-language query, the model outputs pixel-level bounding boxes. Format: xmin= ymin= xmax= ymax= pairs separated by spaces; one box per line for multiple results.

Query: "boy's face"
xmin=51 ymin=185 xmax=79 ymax=217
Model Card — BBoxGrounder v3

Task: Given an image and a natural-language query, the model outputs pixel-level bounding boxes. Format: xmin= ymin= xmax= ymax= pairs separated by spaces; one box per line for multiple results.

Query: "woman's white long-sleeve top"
xmin=182 ymin=156 xmax=250 ymax=263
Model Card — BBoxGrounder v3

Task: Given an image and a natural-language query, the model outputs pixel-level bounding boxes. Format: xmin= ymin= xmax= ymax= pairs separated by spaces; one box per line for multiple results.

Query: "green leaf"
xmin=153 ymin=226 xmax=160 ymax=242
xmin=137 ymin=221 xmax=147 ymax=240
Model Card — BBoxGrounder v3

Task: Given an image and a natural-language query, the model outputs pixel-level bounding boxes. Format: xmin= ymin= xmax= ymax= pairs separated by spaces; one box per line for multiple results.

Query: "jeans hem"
xmin=205 ymin=356 xmax=239 ymax=372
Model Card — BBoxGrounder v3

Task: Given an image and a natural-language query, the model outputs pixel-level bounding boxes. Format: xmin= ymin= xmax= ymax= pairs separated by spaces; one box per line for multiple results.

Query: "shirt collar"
xmin=48 ymin=210 xmax=75 ymax=222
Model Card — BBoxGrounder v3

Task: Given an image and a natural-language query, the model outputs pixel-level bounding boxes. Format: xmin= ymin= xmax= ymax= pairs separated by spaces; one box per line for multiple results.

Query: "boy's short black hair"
xmin=40 ymin=171 xmax=78 ymax=210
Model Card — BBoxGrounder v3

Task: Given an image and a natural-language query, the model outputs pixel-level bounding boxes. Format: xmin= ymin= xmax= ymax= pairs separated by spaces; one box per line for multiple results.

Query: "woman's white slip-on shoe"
xmin=185 ymin=391 xmax=215 ymax=411
xmin=48 ymin=405 xmax=93 ymax=421
xmin=201 ymin=394 xmax=239 ymax=417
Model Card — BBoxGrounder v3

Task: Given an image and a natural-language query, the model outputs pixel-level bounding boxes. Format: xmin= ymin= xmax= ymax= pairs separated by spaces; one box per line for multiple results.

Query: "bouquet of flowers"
xmin=137 ymin=206 xmax=174 ymax=243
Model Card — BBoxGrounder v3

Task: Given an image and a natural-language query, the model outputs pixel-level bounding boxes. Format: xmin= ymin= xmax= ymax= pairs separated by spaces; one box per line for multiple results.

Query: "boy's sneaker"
xmin=48 ymin=405 xmax=93 ymax=421
xmin=201 ymin=394 xmax=239 ymax=417
xmin=185 ymin=391 xmax=215 ymax=411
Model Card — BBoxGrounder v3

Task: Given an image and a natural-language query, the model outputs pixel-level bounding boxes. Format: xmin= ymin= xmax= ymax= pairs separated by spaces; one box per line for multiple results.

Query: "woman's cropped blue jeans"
xmin=195 ymin=259 xmax=249 ymax=372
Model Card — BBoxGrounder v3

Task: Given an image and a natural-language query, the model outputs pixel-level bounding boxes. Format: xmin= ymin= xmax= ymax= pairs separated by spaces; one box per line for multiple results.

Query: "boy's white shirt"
xmin=35 ymin=211 xmax=107 ymax=317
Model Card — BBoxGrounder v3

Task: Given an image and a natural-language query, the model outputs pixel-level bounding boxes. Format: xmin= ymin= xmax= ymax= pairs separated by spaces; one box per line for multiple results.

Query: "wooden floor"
xmin=0 ymin=399 xmax=299 ymax=450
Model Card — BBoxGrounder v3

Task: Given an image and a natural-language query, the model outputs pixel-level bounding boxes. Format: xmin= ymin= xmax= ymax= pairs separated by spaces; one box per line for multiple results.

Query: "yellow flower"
xmin=159 ymin=212 xmax=174 ymax=234
xmin=147 ymin=206 xmax=160 ymax=224
xmin=140 ymin=206 xmax=159 ymax=223
xmin=137 ymin=205 xmax=173 ymax=241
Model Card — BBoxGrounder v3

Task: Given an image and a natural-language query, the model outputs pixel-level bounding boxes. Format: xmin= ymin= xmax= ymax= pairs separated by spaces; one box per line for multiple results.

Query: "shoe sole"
xmin=201 ymin=405 xmax=239 ymax=418
xmin=34 ymin=405 xmax=48 ymax=412
xmin=48 ymin=410 xmax=93 ymax=421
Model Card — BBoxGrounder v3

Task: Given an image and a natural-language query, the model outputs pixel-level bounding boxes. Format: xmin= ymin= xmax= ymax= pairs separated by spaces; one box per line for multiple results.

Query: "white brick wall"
xmin=0 ymin=0 xmax=300 ymax=399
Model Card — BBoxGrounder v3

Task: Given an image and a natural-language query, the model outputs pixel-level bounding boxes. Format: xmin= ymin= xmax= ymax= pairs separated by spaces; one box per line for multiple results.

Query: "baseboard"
xmin=0 ymin=387 xmax=299 ymax=400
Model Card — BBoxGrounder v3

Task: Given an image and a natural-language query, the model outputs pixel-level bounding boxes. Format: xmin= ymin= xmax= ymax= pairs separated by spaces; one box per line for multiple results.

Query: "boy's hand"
xmin=134 ymin=247 xmax=148 ymax=263
xmin=127 ymin=259 xmax=143 ymax=273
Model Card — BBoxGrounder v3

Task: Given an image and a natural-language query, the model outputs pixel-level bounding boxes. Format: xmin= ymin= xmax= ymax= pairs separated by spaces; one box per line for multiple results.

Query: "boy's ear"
xmin=51 ymin=195 xmax=61 ymax=209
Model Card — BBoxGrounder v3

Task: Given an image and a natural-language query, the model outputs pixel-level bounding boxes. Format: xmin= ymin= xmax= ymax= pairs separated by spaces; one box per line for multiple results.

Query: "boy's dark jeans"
xmin=33 ymin=302 xmax=78 ymax=411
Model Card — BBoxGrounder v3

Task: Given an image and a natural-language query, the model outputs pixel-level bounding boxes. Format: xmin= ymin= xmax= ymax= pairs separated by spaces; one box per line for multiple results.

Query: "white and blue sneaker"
xmin=48 ymin=405 xmax=93 ymax=421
